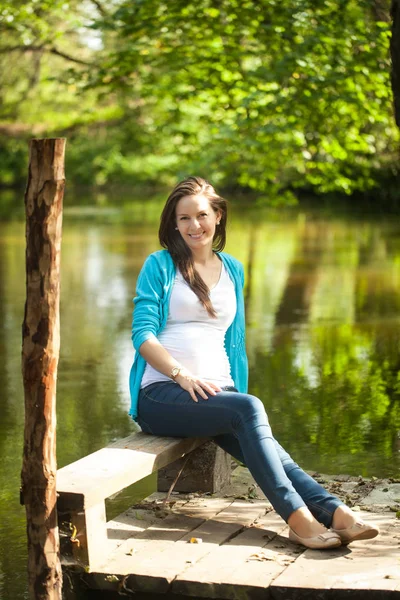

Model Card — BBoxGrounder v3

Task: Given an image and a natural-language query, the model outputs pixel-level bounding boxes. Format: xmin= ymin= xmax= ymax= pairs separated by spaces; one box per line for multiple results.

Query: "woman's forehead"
xmin=176 ymin=194 xmax=211 ymax=214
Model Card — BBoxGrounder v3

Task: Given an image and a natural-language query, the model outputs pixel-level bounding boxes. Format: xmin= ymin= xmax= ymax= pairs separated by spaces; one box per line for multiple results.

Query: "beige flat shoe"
xmin=289 ymin=527 xmax=341 ymax=549
xmin=331 ymin=521 xmax=379 ymax=545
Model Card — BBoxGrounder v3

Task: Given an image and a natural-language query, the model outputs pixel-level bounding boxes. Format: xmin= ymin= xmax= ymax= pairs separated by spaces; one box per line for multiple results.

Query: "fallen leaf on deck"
xmin=248 ymin=552 xmax=273 ymax=562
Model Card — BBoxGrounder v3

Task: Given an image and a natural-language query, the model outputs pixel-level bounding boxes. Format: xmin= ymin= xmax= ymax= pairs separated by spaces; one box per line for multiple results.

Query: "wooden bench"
xmin=56 ymin=432 xmax=230 ymax=570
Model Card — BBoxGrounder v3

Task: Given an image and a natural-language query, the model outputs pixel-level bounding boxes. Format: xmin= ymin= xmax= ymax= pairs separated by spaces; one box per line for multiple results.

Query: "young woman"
xmin=129 ymin=176 xmax=379 ymax=550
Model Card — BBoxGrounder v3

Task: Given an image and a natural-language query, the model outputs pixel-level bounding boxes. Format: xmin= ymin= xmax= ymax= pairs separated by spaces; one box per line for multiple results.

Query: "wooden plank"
xmin=120 ymin=500 xmax=269 ymax=594
xmin=60 ymin=506 xmax=159 ymax=568
xmin=58 ymin=433 xmax=202 ymax=485
xmin=271 ymin=512 xmax=400 ymax=596
xmin=99 ymin=498 xmax=235 ymax=577
xmin=103 ymin=498 xmax=192 ymax=559
xmin=172 ymin=510 xmax=294 ymax=599
xmin=78 ymin=502 xmax=108 ymax=569
xmin=57 ymin=433 xmax=207 ymax=507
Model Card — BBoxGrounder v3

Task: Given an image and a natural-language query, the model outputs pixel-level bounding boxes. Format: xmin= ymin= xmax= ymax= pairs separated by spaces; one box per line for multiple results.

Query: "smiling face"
xmin=175 ymin=194 xmax=221 ymax=256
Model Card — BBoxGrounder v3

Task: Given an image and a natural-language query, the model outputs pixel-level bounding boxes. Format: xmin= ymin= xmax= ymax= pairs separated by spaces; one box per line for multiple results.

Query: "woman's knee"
xmin=233 ymin=393 xmax=269 ymax=426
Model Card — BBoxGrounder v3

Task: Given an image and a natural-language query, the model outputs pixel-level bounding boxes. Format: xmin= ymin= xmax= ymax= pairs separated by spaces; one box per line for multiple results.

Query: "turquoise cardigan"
xmin=129 ymin=249 xmax=248 ymax=420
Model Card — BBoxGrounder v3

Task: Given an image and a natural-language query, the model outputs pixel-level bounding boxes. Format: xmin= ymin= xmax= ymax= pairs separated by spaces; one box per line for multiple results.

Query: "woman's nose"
xmin=190 ymin=218 xmax=201 ymax=230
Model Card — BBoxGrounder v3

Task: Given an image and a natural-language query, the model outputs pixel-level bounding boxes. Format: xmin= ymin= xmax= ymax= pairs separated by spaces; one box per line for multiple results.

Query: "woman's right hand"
xmin=175 ymin=368 xmax=222 ymax=403
xmin=138 ymin=339 xmax=222 ymax=402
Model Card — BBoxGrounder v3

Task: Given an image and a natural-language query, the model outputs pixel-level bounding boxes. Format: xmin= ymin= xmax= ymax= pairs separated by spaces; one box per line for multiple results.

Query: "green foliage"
xmin=0 ymin=0 xmax=105 ymax=184
xmin=85 ymin=0 xmax=398 ymax=197
xmin=0 ymin=0 xmax=398 ymax=202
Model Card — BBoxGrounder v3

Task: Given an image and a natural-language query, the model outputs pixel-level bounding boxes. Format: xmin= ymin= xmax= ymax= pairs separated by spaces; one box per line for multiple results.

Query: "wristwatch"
xmin=170 ymin=366 xmax=182 ymax=381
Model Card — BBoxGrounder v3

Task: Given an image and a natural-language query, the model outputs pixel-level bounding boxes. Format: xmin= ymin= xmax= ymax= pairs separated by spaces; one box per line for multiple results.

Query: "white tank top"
xmin=141 ymin=263 xmax=236 ymax=388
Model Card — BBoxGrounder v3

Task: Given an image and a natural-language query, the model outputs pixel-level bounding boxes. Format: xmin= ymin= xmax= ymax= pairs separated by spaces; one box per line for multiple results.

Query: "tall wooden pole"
xmin=21 ymin=138 xmax=66 ymax=600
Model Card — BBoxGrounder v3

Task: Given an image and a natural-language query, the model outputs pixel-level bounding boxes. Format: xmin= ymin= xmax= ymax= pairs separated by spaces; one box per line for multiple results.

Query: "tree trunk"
xmin=371 ymin=0 xmax=390 ymax=22
xmin=21 ymin=138 xmax=66 ymax=600
xmin=391 ymin=0 xmax=400 ymax=127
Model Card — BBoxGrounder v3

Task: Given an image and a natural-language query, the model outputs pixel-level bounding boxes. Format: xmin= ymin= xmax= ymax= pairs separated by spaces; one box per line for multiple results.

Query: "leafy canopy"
xmin=0 ymin=0 xmax=398 ymax=200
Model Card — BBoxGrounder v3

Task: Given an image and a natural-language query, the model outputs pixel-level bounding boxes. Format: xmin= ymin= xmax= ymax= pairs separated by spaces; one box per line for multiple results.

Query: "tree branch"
xmin=90 ymin=0 xmax=109 ymax=17
xmin=49 ymin=47 xmax=91 ymax=65
xmin=0 ymin=44 xmax=92 ymax=66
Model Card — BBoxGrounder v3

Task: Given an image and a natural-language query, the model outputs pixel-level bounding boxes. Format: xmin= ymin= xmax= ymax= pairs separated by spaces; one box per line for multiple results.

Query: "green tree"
xmin=0 ymin=0 xmax=118 ymax=185
xmin=87 ymin=0 xmax=398 ymax=196
xmin=0 ymin=0 xmax=398 ymax=201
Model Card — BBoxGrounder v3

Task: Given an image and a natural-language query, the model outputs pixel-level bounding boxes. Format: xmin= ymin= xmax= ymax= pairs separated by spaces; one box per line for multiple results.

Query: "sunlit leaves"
xmin=0 ymin=0 xmax=398 ymax=199
xmin=85 ymin=0 xmax=398 ymax=196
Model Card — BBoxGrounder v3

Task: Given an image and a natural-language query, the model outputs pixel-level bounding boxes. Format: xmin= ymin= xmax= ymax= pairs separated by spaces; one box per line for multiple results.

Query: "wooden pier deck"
xmin=64 ymin=467 xmax=400 ymax=599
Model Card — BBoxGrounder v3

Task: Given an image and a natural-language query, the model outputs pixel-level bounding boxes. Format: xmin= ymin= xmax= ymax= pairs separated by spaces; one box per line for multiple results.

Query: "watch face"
xmin=171 ymin=367 xmax=180 ymax=378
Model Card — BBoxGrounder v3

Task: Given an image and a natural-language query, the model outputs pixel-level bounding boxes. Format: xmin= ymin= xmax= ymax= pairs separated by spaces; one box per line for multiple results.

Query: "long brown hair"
xmin=159 ymin=176 xmax=228 ymax=317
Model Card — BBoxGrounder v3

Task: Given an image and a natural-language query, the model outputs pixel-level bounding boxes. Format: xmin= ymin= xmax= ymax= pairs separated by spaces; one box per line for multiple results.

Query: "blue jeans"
xmin=137 ymin=382 xmax=343 ymax=526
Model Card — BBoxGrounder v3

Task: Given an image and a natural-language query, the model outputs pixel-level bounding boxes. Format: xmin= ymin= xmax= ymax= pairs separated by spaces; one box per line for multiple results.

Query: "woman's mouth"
xmin=189 ymin=232 xmax=204 ymax=240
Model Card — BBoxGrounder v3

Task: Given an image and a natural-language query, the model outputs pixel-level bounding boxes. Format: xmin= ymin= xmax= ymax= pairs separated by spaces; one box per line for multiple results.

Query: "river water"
xmin=0 ymin=191 xmax=399 ymax=598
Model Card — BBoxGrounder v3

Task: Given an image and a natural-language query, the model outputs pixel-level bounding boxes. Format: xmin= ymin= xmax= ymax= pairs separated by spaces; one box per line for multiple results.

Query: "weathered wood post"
xmin=157 ymin=441 xmax=232 ymax=494
xmin=21 ymin=138 xmax=66 ymax=600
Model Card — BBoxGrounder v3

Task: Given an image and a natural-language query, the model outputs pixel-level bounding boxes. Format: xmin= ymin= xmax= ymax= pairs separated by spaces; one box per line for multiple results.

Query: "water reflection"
xmin=0 ymin=196 xmax=399 ymax=599
xmin=238 ymin=214 xmax=400 ymax=479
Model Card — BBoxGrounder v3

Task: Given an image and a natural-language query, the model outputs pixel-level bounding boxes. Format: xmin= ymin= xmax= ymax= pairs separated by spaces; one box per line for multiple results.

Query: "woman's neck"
xmin=191 ymin=248 xmax=217 ymax=267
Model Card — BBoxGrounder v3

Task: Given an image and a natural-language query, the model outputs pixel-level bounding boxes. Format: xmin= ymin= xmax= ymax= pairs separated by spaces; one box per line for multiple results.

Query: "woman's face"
xmin=175 ymin=194 xmax=221 ymax=255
